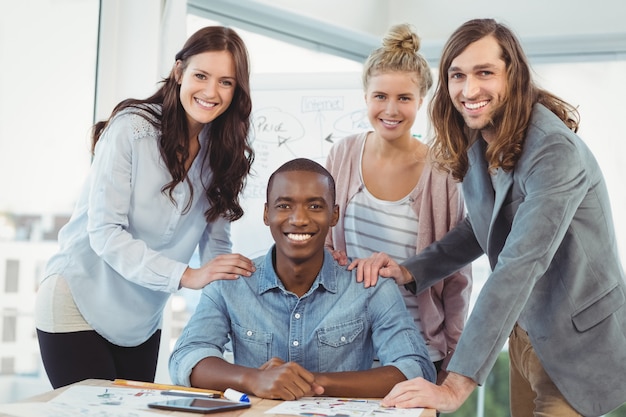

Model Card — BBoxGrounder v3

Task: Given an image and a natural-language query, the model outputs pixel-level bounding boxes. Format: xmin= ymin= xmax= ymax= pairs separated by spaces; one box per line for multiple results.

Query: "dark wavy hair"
xmin=429 ymin=18 xmax=579 ymax=181
xmin=91 ymin=26 xmax=254 ymax=222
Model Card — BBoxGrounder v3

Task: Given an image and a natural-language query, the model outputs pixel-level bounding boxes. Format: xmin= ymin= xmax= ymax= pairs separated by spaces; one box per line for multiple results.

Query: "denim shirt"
xmin=169 ymin=247 xmax=436 ymax=386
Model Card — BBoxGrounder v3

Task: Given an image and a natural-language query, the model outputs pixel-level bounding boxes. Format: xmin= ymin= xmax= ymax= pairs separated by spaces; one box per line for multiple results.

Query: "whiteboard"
xmin=230 ymin=72 xmax=429 ymax=258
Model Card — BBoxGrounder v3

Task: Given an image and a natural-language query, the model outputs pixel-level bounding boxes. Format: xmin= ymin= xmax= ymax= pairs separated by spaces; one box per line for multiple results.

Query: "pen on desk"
xmin=161 ymin=390 xmax=221 ymax=398
xmin=224 ymin=388 xmax=250 ymax=403
xmin=113 ymin=379 xmax=222 ymax=396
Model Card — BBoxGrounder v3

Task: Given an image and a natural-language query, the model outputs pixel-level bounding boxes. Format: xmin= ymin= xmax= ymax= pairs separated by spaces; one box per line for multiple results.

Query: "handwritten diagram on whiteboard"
xmin=230 ymin=73 xmax=428 ymax=258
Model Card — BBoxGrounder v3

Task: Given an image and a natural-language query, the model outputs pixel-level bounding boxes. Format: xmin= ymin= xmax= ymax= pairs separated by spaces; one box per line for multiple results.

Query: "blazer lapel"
xmin=487 ymin=168 xmax=514 ymax=261
xmin=463 ymin=138 xmax=515 ymax=265
xmin=463 ymin=140 xmax=493 ymax=251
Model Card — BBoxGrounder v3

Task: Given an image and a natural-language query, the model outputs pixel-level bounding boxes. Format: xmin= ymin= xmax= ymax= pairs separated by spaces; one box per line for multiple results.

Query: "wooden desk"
xmin=9 ymin=379 xmax=435 ymax=416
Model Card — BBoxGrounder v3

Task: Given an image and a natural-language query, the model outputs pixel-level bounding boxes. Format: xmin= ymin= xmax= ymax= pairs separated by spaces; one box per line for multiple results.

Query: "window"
xmin=187 ymin=14 xmax=363 ymax=74
xmin=0 ymin=0 xmax=99 ymax=389
xmin=1 ymin=357 xmax=15 ymax=376
xmin=4 ymin=260 xmax=19 ymax=293
xmin=2 ymin=314 xmax=17 ymax=343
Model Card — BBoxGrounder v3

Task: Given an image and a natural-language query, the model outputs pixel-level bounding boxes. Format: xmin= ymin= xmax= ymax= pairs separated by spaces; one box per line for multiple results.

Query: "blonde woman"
xmin=325 ymin=23 xmax=471 ymax=384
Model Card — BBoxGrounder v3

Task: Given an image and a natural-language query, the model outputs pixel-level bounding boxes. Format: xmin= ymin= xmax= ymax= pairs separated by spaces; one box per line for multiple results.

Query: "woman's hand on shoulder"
xmin=329 ymin=249 xmax=349 ymax=266
xmin=180 ymin=253 xmax=255 ymax=289
xmin=347 ymin=252 xmax=413 ymax=287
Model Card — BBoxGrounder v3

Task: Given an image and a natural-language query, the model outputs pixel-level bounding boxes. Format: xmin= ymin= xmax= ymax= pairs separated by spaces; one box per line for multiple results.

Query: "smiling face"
xmin=176 ymin=50 xmax=236 ymax=137
xmin=365 ymin=71 xmax=424 ymax=143
xmin=264 ymin=170 xmax=339 ymax=274
xmin=447 ymin=35 xmax=507 ymax=143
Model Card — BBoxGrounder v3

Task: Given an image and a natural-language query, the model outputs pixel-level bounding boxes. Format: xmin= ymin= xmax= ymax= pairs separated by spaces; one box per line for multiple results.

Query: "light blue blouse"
xmin=169 ymin=248 xmax=436 ymax=386
xmin=43 ymin=106 xmax=231 ymax=346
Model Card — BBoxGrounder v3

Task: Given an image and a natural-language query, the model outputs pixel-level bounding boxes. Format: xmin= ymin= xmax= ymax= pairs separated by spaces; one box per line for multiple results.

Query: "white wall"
xmin=253 ymin=0 xmax=626 ymax=64
xmin=391 ymin=0 xmax=626 ymax=40
xmin=253 ymin=0 xmax=390 ymax=36
xmin=94 ymin=0 xmax=163 ymax=122
xmin=255 ymin=0 xmax=626 ymax=41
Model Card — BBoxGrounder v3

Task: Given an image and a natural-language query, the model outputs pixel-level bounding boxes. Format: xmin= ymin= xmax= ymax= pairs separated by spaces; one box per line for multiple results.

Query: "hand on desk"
xmin=253 ymin=357 xmax=325 ymax=400
xmin=189 ymin=356 xmax=325 ymax=401
xmin=381 ymin=372 xmax=476 ymax=413
xmin=189 ymin=355 xmax=412 ymax=401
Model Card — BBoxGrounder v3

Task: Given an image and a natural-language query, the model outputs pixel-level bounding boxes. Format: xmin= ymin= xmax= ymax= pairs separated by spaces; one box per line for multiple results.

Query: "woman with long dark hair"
xmin=35 ymin=26 xmax=256 ymax=388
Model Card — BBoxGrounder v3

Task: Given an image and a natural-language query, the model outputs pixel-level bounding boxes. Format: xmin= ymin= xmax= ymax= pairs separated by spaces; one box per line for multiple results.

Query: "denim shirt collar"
xmin=257 ymin=246 xmax=339 ymax=296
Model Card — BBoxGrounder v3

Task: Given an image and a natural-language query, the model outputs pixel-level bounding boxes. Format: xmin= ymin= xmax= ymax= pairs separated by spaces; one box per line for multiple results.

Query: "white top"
xmin=341 ymin=144 xmax=439 ymax=357
xmin=344 ymin=137 xmax=419 ymax=261
xmin=344 ymin=187 xmax=418 ymax=262
xmin=344 ymin=186 xmax=426 ymax=339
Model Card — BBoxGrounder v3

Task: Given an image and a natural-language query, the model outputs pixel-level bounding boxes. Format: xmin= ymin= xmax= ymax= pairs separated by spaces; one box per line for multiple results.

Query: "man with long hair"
xmin=352 ymin=19 xmax=626 ymax=416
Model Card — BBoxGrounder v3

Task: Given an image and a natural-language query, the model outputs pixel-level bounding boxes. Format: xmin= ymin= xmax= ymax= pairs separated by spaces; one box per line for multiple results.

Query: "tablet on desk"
xmin=148 ymin=397 xmax=251 ymax=414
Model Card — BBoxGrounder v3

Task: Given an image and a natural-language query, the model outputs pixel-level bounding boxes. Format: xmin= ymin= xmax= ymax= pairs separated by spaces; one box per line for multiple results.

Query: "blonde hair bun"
xmin=362 ymin=22 xmax=432 ymax=96
xmin=382 ymin=23 xmax=421 ymax=54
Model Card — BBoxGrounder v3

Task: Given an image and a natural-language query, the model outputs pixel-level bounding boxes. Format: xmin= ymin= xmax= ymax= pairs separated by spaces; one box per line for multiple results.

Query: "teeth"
xmin=382 ymin=119 xmax=400 ymax=125
xmin=288 ymin=233 xmax=312 ymax=241
xmin=465 ymin=101 xmax=488 ymax=110
xmin=196 ymin=98 xmax=216 ymax=107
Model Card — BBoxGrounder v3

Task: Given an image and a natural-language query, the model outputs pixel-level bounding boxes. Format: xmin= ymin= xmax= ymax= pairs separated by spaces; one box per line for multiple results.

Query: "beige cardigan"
xmin=325 ymin=132 xmax=472 ymax=369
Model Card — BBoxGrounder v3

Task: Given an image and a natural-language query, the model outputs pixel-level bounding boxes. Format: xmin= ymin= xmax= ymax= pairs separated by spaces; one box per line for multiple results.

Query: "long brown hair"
xmin=91 ymin=26 xmax=254 ymax=222
xmin=429 ymin=18 xmax=579 ymax=181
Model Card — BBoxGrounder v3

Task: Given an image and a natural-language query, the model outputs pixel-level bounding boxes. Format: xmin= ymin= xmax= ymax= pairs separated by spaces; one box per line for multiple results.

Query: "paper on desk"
xmin=265 ymin=397 xmax=423 ymax=417
xmin=0 ymin=385 xmax=166 ymax=417
xmin=48 ymin=385 xmax=165 ymax=410
xmin=0 ymin=401 xmax=161 ymax=417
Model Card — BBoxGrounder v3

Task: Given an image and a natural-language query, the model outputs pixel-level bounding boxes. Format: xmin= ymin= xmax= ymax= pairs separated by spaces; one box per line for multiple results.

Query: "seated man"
xmin=169 ymin=158 xmax=436 ymax=400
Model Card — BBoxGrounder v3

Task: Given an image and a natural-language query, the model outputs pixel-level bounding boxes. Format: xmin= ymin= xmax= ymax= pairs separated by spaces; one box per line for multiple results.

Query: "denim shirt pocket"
xmin=231 ymin=322 xmax=273 ymax=367
xmin=316 ymin=318 xmax=365 ymax=372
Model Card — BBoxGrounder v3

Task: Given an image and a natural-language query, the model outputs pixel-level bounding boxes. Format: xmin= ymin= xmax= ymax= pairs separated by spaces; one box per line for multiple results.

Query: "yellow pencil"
xmin=113 ymin=379 xmax=222 ymax=396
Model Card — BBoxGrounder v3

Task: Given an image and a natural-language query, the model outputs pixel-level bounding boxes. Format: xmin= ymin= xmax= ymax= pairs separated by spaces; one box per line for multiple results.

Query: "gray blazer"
xmin=403 ymin=104 xmax=626 ymax=416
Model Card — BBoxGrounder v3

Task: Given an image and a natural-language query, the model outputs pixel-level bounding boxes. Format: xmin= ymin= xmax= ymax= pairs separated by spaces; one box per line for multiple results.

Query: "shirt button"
xmin=294 ymin=313 xmax=301 ymax=319
xmin=292 ymin=340 xmax=299 ymax=347
xmin=340 ymin=336 xmax=346 ymax=342
xmin=246 ymin=330 xmax=253 ymax=336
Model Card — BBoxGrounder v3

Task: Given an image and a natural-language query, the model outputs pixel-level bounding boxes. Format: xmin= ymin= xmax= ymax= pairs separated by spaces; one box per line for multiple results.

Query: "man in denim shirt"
xmin=169 ymin=158 xmax=435 ymax=399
